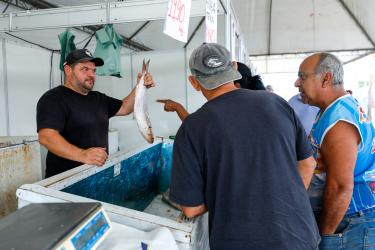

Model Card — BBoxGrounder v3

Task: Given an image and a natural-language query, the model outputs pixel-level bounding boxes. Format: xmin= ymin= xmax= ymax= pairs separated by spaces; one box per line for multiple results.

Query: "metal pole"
xmin=338 ymin=0 xmax=375 ymax=48
xmin=130 ymin=53 xmax=135 ymax=120
xmin=129 ymin=21 xmax=151 ymax=40
xmin=267 ymin=0 xmax=273 ymax=55
xmin=2 ymin=38 xmax=10 ymax=135
xmin=218 ymin=0 xmax=227 ymax=14
xmin=184 ymin=48 xmax=188 ymax=111
xmin=225 ymin=0 xmax=231 ymax=50
xmin=184 ymin=17 xmax=205 ymax=49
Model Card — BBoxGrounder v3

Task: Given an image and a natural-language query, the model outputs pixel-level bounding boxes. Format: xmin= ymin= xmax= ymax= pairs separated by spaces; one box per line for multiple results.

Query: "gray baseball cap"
xmin=189 ymin=43 xmax=242 ymax=90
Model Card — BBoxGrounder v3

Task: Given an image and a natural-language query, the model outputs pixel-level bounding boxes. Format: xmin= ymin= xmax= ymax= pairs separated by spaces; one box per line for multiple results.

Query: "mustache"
xmin=84 ymin=77 xmax=95 ymax=82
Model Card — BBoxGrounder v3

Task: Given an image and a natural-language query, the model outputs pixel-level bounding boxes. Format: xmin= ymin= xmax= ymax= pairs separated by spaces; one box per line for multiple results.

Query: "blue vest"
xmin=308 ymin=94 xmax=375 ymax=214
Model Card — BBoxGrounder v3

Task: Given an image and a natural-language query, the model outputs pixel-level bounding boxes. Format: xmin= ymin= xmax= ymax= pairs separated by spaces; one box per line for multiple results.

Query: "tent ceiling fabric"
xmin=232 ymin=0 xmax=375 ymax=56
xmin=1 ymin=0 xmax=375 ymax=55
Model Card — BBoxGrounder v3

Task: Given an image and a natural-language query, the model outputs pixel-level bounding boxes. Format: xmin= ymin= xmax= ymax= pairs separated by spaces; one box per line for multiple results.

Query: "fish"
xmin=134 ymin=59 xmax=154 ymax=144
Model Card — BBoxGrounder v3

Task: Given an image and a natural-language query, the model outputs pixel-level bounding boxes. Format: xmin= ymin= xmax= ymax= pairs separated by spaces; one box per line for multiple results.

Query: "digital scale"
xmin=0 ymin=202 xmax=111 ymax=250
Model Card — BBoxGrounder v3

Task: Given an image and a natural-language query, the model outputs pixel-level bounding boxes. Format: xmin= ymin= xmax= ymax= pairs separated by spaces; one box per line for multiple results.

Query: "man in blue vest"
xmin=296 ymin=52 xmax=375 ymax=249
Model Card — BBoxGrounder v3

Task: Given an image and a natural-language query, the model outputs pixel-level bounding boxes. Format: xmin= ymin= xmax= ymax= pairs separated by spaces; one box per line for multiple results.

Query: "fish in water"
xmin=134 ymin=59 xmax=154 ymax=143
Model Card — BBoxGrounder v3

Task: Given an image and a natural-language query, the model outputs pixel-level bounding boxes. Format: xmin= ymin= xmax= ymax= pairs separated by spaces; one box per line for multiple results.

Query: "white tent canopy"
xmin=2 ymin=0 xmax=374 ymax=56
xmin=232 ymin=0 xmax=375 ymax=56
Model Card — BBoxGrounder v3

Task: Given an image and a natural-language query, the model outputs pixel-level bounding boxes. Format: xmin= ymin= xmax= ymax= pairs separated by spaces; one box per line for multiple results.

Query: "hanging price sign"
xmin=163 ymin=0 xmax=192 ymax=42
xmin=205 ymin=0 xmax=217 ymax=43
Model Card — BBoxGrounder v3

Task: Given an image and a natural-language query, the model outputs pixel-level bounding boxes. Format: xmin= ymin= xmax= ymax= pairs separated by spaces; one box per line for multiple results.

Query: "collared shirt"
xmin=288 ymin=94 xmax=320 ymax=135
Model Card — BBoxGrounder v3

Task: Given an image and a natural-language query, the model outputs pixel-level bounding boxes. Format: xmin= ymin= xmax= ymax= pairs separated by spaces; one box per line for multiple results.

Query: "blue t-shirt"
xmin=309 ymin=94 xmax=375 ymax=214
xmin=170 ymin=89 xmax=320 ymax=250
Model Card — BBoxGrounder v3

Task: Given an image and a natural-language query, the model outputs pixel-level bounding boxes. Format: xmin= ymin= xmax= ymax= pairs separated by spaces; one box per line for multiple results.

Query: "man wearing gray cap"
xmin=169 ymin=43 xmax=320 ymax=249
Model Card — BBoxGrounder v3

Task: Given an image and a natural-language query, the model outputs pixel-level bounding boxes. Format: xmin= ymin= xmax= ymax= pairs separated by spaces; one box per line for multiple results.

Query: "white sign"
xmin=206 ymin=0 xmax=217 ymax=43
xmin=163 ymin=0 xmax=192 ymax=43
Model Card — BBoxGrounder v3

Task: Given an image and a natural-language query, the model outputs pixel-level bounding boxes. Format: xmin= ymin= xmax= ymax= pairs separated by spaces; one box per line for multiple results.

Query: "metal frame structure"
xmin=267 ymin=0 xmax=272 ymax=56
xmin=338 ymin=0 xmax=375 ymax=48
xmin=0 ymin=1 xmax=213 ymax=31
xmin=1 ymin=38 xmax=9 ymax=136
xmin=1 ymin=0 xmax=34 ymax=11
xmin=0 ymin=0 xmax=229 ymax=52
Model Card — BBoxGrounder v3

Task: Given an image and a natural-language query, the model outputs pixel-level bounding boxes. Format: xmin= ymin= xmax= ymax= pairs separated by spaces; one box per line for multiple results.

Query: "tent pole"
xmin=267 ymin=0 xmax=273 ymax=55
xmin=338 ymin=0 xmax=375 ymax=48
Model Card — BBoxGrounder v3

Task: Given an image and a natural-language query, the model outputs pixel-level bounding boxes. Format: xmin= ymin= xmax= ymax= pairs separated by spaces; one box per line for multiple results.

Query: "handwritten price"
xmin=164 ymin=0 xmax=191 ymax=42
xmin=206 ymin=28 xmax=215 ymax=43
xmin=168 ymin=0 xmax=185 ymax=23
xmin=205 ymin=0 xmax=217 ymax=42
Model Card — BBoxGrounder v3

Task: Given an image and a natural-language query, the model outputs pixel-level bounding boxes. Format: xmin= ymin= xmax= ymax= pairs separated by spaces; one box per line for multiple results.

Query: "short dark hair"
xmin=63 ymin=62 xmax=78 ymax=75
xmin=235 ymin=62 xmax=266 ymax=90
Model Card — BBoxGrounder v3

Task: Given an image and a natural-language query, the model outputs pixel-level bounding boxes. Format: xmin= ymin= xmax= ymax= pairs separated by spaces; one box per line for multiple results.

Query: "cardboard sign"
xmin=163 ymin=0 xmax=192 ymax=42
xmin=206 ymin=0 xmax=217 ymax=43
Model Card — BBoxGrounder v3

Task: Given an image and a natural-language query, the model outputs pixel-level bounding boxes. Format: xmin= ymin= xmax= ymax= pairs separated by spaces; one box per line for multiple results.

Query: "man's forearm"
xmin=39 ymin=130 xmax=83 ymax=162
xmin=297 ymin=156 xmax=316 ymax=189
xmin=175 ymin=104 xmax=189 ymax=121
xmin=319 ymin=184 xmax=353 ymax=234
xmin=181 ymin=204 xmax=208 ymax=218
xmin=117 ymin=87 xmax=136 ymax=116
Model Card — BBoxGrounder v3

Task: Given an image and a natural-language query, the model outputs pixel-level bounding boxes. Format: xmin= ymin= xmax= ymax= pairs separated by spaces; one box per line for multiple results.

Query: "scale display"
xmin=69 ymin=210 xmax=110 ymax=250
xmin=0 ymin=202 xmax=112 ymax=250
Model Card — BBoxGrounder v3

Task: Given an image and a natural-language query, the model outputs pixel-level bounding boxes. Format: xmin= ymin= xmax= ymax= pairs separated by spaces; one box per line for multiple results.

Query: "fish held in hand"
xmin=134 ymin=59 xmax=154 ymax=144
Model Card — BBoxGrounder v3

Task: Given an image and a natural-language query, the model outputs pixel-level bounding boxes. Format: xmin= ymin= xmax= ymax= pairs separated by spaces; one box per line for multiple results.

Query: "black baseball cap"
xmin=64 ymin=49 xmax=104 ymax=66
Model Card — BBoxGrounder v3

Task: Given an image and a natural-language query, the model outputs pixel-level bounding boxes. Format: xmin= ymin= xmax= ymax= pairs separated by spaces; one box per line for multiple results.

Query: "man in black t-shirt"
xmin=169 ymin=43 xmax=320 ymax=250
xmin=37 ymin=49 xmax=155 ymax=177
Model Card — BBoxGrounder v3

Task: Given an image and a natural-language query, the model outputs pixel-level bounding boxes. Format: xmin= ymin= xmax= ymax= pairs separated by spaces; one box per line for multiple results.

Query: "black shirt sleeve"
xmin=169 ymin=121 xmax=205 ymax=207
xmin=36 ymin=91 xmax=66 ymax=133
xmin=105 ymin=94 xmax=123 ymax=118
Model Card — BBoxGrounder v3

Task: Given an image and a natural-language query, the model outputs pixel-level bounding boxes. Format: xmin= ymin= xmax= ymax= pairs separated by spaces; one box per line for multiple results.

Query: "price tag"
xmin=206 ymin=0 xmax=217 ymax=43
xmin=114 ymin=163 xmax=121 ymax=177
xmin=163 ymin=0 xmax=192 ymax=42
